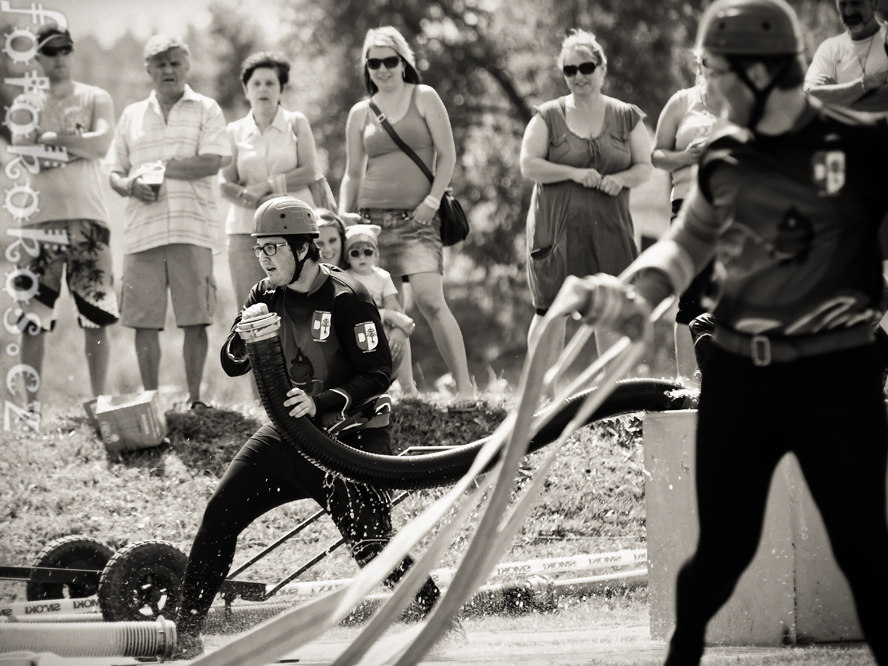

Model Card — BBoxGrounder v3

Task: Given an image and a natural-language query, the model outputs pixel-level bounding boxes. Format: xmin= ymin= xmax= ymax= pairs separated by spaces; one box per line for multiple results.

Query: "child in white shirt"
xmin=344 ymin=224 xmax=418 ymax=397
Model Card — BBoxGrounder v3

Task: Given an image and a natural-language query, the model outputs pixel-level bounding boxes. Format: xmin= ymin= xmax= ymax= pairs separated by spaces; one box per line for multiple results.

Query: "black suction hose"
xmin=237 ymin=313 xmax=692 ymax=490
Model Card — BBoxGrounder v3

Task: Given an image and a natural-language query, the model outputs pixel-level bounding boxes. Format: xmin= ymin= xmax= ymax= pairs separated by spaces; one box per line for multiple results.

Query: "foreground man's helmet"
xmin=253 ymin=196 xmax=319 ymax=238
xmin=696 ymin=0 xmax=805 ymax=56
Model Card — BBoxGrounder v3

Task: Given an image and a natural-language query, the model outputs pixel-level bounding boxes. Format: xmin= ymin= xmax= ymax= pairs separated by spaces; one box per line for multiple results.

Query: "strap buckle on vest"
xmin=375 ymin=111 xmax=386 ymax=123
xmin=751 ymin=334 xmax=771 ymax=367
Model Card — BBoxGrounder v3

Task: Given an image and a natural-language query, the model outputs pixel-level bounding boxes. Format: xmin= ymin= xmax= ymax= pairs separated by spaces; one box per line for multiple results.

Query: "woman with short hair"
xmin=222 ymin=51 xmax=323 ymax=308
xmin=520 ymin=29 xmax=652 ymax=361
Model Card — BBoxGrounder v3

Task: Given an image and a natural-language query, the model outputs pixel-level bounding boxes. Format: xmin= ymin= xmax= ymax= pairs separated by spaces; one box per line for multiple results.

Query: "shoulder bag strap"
xmin=366 ymin=99 xmax=434 ymax=184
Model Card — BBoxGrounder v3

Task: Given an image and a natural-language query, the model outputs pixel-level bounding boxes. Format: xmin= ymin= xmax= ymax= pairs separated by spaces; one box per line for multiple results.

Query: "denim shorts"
xmin=358 ymin=208 xmax=443 ymax=280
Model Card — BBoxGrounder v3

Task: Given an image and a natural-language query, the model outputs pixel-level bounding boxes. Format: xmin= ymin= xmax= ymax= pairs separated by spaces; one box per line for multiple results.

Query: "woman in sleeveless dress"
xmin=340 ymin=26 xmax=476 ymax=411
xmin=520 ymin=29 xmax=652 ymax=361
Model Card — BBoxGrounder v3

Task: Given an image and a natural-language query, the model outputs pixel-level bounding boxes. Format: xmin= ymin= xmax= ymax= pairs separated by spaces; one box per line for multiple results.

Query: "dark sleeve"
xmin=312 ymin=291 xmax=392 ymax=415
xmin=219 ymin=282 xmax=270 ymax=377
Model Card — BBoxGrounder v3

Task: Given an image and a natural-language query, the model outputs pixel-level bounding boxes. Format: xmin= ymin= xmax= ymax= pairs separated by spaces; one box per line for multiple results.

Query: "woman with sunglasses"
xmin=652 ymin=50 xmax=723 ymax=381
xmin=520 ymin=29 xmax=652 ymax=362
xmin=340 ymin=26 xmax=476 ymax=411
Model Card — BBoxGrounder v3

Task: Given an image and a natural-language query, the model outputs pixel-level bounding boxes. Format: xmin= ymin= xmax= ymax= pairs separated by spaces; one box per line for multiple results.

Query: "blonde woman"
xmin=340 ymin=26 xmax=475 ymax=410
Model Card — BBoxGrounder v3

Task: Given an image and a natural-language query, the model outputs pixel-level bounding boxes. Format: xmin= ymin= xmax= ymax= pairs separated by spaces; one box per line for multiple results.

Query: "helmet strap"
xmin=729 ymin=57 xmax=792 ymax=131
xmin=285 ymin=237 xmax=310 ymax=285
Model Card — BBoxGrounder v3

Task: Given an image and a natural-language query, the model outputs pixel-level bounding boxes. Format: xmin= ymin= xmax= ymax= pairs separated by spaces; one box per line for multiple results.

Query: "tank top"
xmin=358 ymin=87 xmax=435 ymax=209
xmin=671 ymin=87 xmax=718 ymax=202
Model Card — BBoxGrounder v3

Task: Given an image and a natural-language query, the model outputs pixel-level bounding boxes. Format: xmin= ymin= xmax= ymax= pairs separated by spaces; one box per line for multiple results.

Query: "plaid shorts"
xmin=15 ymin=219 xmax=119 ymax=331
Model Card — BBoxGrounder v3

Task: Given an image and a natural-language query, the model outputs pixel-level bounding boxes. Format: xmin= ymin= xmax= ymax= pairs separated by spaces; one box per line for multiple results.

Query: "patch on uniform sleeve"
xmin=354 ymin=321 xmax=379 ymax=351
xmin=312 ymin=311 xmax=332 ymax=341
xmin=812 ymin=150 xmax=845 ymax=195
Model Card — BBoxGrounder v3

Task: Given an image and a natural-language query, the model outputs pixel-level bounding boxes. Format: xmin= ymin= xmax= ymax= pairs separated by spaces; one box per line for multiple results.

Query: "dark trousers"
xmin=667 ymin=343 xmax=888 ymax=665
xmin=177 ymin=424 xmax=438 ymax=634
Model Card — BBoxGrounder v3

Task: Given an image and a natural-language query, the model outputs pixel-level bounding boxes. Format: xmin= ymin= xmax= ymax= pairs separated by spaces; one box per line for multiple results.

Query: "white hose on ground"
xmin=0 ymin=615 xmax=174 ymax=660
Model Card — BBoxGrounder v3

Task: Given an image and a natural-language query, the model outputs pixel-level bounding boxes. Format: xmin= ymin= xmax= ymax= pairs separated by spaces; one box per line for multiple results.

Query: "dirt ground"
xmin=9 ymin=605 xmax=874 ymax=666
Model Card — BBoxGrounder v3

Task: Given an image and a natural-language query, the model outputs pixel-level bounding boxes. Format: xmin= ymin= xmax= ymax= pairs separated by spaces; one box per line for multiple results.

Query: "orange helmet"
xmin=252 ymin=196 xmax=319 ymax=238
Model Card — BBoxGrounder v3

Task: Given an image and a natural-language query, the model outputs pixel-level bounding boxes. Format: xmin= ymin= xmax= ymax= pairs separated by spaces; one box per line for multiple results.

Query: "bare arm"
xmin=339 ymin=102 xmax=369 ymax=214
xmin=219 ymin=131 xmax=254 ymax=207
xmin=412 ymin=85 xmax=456 ymax=223
xmin=651 ymin=92 xmax=703 ymax=172
xmin=277 ymin=113 xmax=318 ymax=190
xmin=416 ymin=85 xmax=455 ymax=201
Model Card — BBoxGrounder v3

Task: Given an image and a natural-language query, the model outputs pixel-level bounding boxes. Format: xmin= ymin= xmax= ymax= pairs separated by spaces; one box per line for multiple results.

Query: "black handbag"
xmin=367 ymin=100 xmax=469 ymax=246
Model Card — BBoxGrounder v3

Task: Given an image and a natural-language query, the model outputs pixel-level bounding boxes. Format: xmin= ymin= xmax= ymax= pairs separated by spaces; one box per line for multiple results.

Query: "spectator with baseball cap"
xmin=108 ymin=33 xmax=231 ymax=410
xmin=9 ymin=23 xmax=119 ymax=416
xmin=35 ymin=23 xmax=72 ymax=54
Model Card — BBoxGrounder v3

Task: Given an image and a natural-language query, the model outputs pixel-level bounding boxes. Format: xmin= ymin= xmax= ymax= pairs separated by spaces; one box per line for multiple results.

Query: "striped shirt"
xmin=109 ymin=85 xmax=231 ymax=254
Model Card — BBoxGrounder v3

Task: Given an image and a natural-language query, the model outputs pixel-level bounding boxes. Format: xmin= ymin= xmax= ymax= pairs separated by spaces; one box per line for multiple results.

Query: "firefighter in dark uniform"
xmin=174 ymin=196 xmax=441 ymax=658
xmin=570 ymin=1 xmax=888 ymax=664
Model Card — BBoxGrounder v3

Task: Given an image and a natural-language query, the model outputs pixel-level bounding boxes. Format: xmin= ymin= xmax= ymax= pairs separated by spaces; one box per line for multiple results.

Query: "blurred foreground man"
xmin=575 ymin=1 xmax=888 ymax=664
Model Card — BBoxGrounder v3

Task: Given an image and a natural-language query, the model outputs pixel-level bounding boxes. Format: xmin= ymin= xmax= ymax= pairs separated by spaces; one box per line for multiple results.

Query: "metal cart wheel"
xmin=98 ymin=540 xmax=187 ymax=622
xmin=25 ymin=535 xmax=114 ymax=601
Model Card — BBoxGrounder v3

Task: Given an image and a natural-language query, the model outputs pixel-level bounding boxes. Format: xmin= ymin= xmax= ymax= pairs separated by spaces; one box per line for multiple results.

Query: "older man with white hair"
xmin=109 ymin=34 xmax=231 ymax=409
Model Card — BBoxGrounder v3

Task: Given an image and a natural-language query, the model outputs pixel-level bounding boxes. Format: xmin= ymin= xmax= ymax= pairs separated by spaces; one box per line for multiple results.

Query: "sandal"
xmin=448 ymin=399 xmax=479 ymax=413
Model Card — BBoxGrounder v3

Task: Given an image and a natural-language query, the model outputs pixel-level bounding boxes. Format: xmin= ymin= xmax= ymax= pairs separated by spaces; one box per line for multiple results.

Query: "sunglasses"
xmin=252 ymin=242 xmax=289 ymax=258
xmin=41 ymin=45 xmax=73 ymax=57
xmin=562 ymin=61 xmax=598 ymax=77
xmin=349 ymin=248 xmax=376 ymax=258
xmin=367 ymin=56 xmax=401 ymax=70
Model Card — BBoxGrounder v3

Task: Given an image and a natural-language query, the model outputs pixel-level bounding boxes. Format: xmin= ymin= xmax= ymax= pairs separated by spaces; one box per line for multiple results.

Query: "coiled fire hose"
xmin=235 ymin=310 xmax=690 ymax=490
xmin=192 ymin=275 xmax=670 ymax=666
xmin=0 ymin=615 xmax=175 ymax=660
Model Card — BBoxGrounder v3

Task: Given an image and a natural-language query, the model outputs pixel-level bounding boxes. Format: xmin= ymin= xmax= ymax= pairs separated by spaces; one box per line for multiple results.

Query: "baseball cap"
xmin=36 ymin=24 xmax=73 ymax=54
xmin=143 ymin=33 xmax=190 ymax=61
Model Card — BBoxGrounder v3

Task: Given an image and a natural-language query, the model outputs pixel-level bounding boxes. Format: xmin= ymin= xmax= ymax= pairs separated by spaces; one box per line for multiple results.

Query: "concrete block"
xmin=643 ymin=409 xmax=874 ymax=646
xmin=644 ymin=410 xmax=794 ymax=645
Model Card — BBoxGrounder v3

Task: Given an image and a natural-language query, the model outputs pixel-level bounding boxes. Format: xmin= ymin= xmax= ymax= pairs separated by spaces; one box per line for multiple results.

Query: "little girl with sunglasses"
xmin=344 ymin=224 xmax=418 ymax=396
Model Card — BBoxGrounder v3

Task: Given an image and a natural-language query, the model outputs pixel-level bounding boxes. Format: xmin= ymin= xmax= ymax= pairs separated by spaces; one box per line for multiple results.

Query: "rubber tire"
xmin=246 ymin=332 xmax=693 ymax=489
xmin=98 ymin=540 xmax=187 ymax=622
xmin=25 ymin=535 xmax=113 ymax=601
